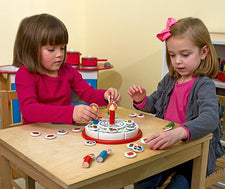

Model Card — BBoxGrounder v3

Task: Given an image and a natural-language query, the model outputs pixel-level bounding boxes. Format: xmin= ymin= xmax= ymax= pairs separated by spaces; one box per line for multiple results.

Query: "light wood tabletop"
xmin=0 ymin=106 xmax=211 ymax=189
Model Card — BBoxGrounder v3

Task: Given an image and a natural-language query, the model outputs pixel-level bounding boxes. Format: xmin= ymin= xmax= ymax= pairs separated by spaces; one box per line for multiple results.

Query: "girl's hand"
xmin=147 ymin=127 xmax=188 ymax=150
xmin=128 ymin=84 xmax=146 ymax=103
xmin=73 ymin=105 xmax=98 ymax=123
xmin=104 ymin=88 xmax=121 ymax=103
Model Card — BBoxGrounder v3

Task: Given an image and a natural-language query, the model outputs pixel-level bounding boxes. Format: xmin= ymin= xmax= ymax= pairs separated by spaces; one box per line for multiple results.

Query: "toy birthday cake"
xmin=84 ymin=119 xmax=139 ymax=141
xmin=82 ymin=100 xmax=142 ymax=144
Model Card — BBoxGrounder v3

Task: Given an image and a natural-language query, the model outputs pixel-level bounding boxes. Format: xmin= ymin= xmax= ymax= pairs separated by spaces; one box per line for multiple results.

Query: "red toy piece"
xmin=82 ymin=154 xmax=95 ymax=168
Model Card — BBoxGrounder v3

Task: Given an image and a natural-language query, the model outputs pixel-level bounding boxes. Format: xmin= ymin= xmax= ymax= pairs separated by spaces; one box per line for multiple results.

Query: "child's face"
xmin=166 ymin=35 xmax=208 ymax=82
xmin=41 ymin=44 xmax=66 ymax=77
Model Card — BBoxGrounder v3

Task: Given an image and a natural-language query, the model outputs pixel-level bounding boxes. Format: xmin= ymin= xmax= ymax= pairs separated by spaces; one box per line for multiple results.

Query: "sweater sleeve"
xmin=181 ymin=78 xmax=219 ymax=141
xmin=16 ymin=66 xmax=75 ymax=125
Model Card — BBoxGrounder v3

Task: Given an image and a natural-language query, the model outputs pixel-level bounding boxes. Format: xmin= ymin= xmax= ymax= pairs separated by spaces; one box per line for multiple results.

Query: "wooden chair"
xmin=0 ymin=90 xmax=36 ymax=189
xmin=0 ymin=90 xmax=23 ymax=129
xmin=204 ymin=95 xmax=225 ymax=188
xmin=158 ymin=95 xmax=225 ymax=189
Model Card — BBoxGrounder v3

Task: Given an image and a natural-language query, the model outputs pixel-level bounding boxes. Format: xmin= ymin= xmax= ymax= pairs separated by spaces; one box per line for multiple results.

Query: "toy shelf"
xmin=210 ymin=32 xmax=225 ymax=93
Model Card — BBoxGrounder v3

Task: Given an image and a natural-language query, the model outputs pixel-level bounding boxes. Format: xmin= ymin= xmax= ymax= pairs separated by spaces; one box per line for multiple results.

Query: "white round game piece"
xmin=72 ymin=128 xmax=82 ymax=133
xmin=163 ymin=127 xmax=173 ymax=132
xmin=124 ymin=151 xmax=137 ymax=158
xmin=88 ymin=124 xmax=99 ymax=131
xmin=108 ymin=127 xmax=118 ymax=133
xmin=132 ymin=144 xmax=144 ymax=152
xmin=140 ymin=138 xmax=148 ymax=144
xmin=127 ymin=143 xmax=135 ymax=149
xmin=137 ymin=113 xmax=145 ymax=118
xmin=45 ymin=134 xmax=56 ymax=140
xmin=140 ymin=138 xmax=153 ymax=144
xmin=57 ymin=130 xmax=68 ymax=135
xmin=85 ymin=140 xmax=96 ymax=146
xmin=30 ymin=131 xmax=41 ymax=137
xmin=126 ymin=124 xmax=136 ymax=130
xmin=124 ymin=119 xmax=134 ymax=124
xmin=129 ymin=113 xmax=137 ymax=117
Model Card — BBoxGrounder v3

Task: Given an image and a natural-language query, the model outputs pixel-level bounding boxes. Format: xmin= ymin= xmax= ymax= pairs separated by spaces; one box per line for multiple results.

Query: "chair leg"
xmin=25 ymin=175 xmax=35 ymax=189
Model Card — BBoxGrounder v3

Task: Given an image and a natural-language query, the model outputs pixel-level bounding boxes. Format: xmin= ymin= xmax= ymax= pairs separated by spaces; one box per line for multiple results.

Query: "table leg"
xmin=191 ymin=139 xmax=210 ymax=189
xmin=0 ymin=146 xmax=13 ymax=189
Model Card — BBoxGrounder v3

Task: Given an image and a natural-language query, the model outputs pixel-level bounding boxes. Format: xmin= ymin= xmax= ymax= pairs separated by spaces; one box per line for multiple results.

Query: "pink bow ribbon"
xmin=156 ymin=18 xmax=178 ymax=42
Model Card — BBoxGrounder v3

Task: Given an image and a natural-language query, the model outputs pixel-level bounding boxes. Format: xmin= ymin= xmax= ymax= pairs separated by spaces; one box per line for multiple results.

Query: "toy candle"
xmin=96 ymin=149 xmax=112 ymax=163
xmin=109 ymin=110 xmax=115 ymax=124
xmin=109 ymin=103 xmax=116 ymax=125
xmin=82 ymin=154 xmax=95 ymax=168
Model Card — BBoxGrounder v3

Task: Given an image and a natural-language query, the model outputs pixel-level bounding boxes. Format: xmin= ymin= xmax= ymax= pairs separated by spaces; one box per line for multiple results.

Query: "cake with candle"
xmin=82 ymin=102 xmax=142 ymax=144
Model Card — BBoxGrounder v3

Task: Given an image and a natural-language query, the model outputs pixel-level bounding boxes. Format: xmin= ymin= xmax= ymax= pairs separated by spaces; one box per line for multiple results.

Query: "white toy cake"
xmin=84 ymin=119 xmax=140 ymax=142
xmin=82 ymin=102 xmax=142 ymax=144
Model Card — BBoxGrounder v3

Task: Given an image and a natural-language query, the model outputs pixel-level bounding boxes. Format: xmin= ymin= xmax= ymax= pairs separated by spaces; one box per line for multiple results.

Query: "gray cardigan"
xmin=137 ymin=74 xmax=225 ymax=176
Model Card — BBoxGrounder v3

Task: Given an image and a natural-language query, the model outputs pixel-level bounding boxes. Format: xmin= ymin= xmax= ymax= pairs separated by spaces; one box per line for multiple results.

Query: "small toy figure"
xmin=96 ymin=149 xmax=112 ymax=163
xmin=82 ymin=153 xmax=95 ymax=168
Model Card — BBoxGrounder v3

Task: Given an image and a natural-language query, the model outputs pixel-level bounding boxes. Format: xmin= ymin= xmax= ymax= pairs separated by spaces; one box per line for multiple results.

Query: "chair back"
xmin=0 ymin=90 xmax=22 ymax=129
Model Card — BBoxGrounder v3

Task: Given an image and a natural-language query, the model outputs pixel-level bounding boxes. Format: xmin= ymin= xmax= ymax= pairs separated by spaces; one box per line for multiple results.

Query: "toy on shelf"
xmin=216 ymin=71 xmax=225 ymax=82
xmin=65 ymin=50 xmax=81 ymax=67
xmin=82 ymin=56 xmax=107 ymax=67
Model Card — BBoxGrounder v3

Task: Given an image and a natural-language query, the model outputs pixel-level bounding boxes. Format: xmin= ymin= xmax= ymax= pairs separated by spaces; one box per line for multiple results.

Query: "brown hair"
xmin=13 ymin=13 xmax=68 ymax=74
xmin=166 ymin=17 xmax=219 ymax=78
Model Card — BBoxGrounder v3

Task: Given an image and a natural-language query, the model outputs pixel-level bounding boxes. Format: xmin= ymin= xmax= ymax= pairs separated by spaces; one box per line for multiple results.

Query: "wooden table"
xmin=0 ymin=107 xmax=211 ymax=189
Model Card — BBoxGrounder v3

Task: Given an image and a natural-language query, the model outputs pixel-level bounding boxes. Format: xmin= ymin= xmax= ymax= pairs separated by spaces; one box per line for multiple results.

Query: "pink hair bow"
xmin=156 ymin=18 xmax=178 ymax=42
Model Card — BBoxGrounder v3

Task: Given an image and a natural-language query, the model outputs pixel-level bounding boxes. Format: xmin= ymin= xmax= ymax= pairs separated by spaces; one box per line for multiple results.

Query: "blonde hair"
xmin=166 ymin=17 xmax=219 ymax=78
xmin=13 ymin=13 xmax=68 ymax=74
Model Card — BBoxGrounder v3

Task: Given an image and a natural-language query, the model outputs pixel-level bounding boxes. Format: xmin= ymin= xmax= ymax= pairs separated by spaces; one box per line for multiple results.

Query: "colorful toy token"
xmin=88 ymin=124 xmax=99 ymax=131
xmin=163 ymin=127 xmax=173 ymax=132
xmin=108 ymin=127 xmax=118 ymax=133
xmin=45 ymin=134 xmax=56 ymax=140
xmin=124 ymin=119 xmax=134 ymax=124
xmin=57 ymin=129 xmax=68 ymax=135
xmin=163 ymin=122 xmax=175 ymax=132
xmin=30 ymin=131 xmax=41 ymax=137
xmin=137 ymin=113 xmax=145 ymax=118
xmin=126 ymin=124 xmax=136 ymax=130
xmin=124 ymin=151 xmax=137 ymax=158
xmin=140 ymin=138 xmax=153 ymax=144
xmin=129 ymin=113 xmax=137 ymax=117
xmin=132 ymin=144 xmax=144 ymax=153
xmin=127 ymin=143 xmax=135 ymax=149
xmin=85 ymin=140 xmax=96 ymax=146
xmin=140 ymin=138 xmax=149 ymax=144
xmin=72 ymin=127 xmax=82 ymax=133
xmin=90 ymin=103 xmax=99 ymax=114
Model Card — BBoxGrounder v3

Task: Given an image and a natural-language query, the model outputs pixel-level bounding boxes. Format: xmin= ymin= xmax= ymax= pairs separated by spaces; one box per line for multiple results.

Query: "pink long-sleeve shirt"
xmin=15 ymin=63 xmax=107 ymax=125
